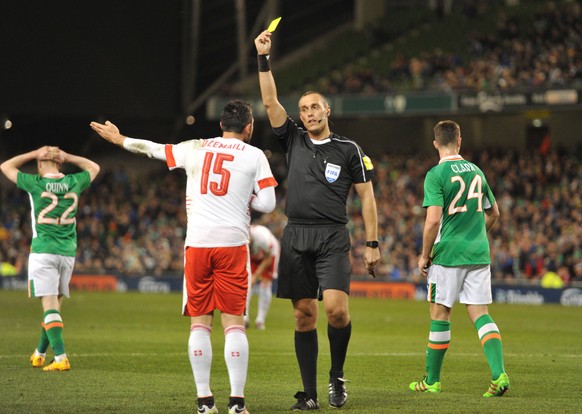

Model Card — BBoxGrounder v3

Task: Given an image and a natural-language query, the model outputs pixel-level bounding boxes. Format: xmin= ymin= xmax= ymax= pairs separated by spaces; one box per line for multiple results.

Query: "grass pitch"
xmin=0 ymin=289 xmax=581 ymax=413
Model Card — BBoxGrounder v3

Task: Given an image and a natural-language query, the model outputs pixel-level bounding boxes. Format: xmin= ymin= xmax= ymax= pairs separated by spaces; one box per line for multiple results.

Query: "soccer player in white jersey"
xmin=244 ymin=224 xmax=280 ymax=330
xmin=410 ymin=120 xmax=509 ymax=397
xmin=91 ymin=100 xmax=277 ymax=414
xmin=1 ymin=146 xmax=100 ymax=372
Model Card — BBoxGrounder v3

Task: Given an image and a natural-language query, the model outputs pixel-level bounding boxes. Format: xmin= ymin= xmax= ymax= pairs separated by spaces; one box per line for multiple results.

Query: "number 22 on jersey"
xmin=200 ymin=152 xmax=235 ymax=196
xmin=38 ymin=192 xmax=78 ymax=225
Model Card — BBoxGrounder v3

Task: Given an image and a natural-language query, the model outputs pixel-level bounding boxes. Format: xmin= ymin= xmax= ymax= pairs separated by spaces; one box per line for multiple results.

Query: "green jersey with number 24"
xmin=17 ymin=171 xmax=91 ymax=257
xmin=423 ymin=156 xmax=496 ymax=266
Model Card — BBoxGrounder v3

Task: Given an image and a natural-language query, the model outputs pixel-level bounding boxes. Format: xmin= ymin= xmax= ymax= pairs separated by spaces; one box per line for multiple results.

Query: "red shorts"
xmin=182 ymin=245 xmax=250 ymax=317
xmin=251 ymin=256 xmax=277 ymax=281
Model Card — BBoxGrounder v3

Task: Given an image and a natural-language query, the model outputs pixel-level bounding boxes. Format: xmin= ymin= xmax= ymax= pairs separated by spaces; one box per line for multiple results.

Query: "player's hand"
xmin=418 ymin=256 xmax=432 ymax=277
xmin=364 ymin=247 xmax=380 ymax=278
xmin=36 ymin=146 xmax=51 ymax=160
xmin=255 ymin=30 xmax=272 ymax=55
xmin=56 ymin=149 xmax=67 ymax=164
xmin=37 ymin=146 xmax=62 ymax=163
xmin=90 ymin=120 xmax=125 ymax=146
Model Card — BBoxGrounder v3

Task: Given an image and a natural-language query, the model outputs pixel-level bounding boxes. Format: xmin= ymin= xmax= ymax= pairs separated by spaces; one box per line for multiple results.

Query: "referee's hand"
xmin=364 ymin=248 xmax=380 ymax=278
xmin=255 ymin=30 xmax=272 ymax=55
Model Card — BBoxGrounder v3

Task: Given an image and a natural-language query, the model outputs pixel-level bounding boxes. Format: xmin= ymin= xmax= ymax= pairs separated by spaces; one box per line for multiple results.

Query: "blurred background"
xmin=1 ymin=0 xmax=580 ymax=287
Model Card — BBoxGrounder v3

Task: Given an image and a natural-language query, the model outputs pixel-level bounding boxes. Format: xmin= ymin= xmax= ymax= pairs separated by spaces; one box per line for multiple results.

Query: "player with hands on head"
xmin=91 ymin=99 xmax=277 ymax=414
xmin=410 ymin=120 xmax=509 ymax=397
xmin=1 ymin=145 xmax=100 ymax=372
xmin=255 ymin=28 xmax=380 ymax=410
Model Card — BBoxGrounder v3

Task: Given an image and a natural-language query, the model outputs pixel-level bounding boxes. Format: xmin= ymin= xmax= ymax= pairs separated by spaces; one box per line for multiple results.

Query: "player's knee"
xmin=295 ymin=315 xmax=316 ymax=331
xmin=326 ymin=308 xmax=349 ymax=327
xmin=294 ymin=309 xmax=316 ymax=331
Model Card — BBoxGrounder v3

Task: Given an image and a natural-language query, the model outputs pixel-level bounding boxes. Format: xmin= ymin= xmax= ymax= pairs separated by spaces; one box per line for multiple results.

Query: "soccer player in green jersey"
xmin=409 ymin=120 xmax=509 ymax=397
xmin=1 ymin=146 xmax=100 ymax=371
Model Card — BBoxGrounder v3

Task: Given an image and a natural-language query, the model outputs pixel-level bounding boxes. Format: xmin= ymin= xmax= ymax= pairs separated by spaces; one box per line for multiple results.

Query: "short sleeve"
xmin=74 ymin=171 xmax=92 ymax=192
xmin=482 ymin=178 xmax=496 ymax=209
xmin=273 ymin=117 xmax=299 ymax=153
xmin=423 ymin=169 xmax=444 ymax=208
xmin=349 ymin=144 xmax=375 ymax=184
xmin=16 ymin=172 xmax=35 ymax=192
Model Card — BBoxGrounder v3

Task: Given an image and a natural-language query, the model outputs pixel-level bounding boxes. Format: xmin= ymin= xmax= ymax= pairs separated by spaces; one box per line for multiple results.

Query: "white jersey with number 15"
xmin=165 ymin=137 xmax=277 ymax=247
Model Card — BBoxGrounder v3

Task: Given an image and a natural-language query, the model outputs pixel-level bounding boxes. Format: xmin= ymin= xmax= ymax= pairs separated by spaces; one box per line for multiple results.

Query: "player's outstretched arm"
xmin=0 ymin=147 xmax=46 ymax=183
xmin=90 ymin=120 xmax=167 ymax=161
xmin=90 ymin=121 xmax=126 ymax=147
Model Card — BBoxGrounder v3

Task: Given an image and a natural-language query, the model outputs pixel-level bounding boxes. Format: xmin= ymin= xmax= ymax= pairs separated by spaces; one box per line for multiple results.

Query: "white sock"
xmin=55 ymin=353 xmax=67 ymax=362
xmin=188 ymin=324 xmax=213 ymax=397
xmin=256 ymin=284 xmax=272 ymax=324
xmin=224 ymin=325 xmax=248 ymax=397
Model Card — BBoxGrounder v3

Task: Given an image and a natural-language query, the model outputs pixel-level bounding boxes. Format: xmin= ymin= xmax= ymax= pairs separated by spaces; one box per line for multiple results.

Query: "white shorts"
xmin=28 ymin=253 xmax=75 ymax=298
xmin=426 ymin=264 xmax=492 ymax=308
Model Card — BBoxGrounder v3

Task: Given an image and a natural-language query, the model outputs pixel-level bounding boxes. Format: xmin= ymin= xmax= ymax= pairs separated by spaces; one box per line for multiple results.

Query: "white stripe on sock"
xmin=478 ymin=323 xmax=499 ymax=339
xmin=429 ymin=330 xmax=450 ymax=342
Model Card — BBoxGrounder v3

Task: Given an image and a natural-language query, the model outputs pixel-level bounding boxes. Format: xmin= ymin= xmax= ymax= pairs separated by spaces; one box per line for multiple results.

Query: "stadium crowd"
xmin=1 ymin=2 xmax=581 ymax=287
xmin=1 ymin=146 xmax=580 ymax=286
xmin=316 ymin=1 xmax=582 ymax=95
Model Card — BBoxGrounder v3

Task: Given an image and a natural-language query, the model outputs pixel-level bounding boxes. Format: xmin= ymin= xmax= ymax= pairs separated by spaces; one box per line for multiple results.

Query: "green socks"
xmin=43 ymin=309 xmax=65 ymax=356
xmin=475 ymin=314 xmax=505 ymax=379
xmin=426 ymin=320 xmax=451 ymax=384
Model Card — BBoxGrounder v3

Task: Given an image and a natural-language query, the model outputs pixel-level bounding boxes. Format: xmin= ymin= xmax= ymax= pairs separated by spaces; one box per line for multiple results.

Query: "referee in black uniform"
xmin=255 ymin=30 xmax=381 ymax=411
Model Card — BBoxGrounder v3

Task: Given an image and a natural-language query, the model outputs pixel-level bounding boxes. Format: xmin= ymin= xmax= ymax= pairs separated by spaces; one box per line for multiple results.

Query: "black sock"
xmin=228 ymin=396 xmax=245 ymax=408
xmin=295 ymin=329 xmax=318 ymax=400
xmin=328 ymin=321 xmax=352 ymax=380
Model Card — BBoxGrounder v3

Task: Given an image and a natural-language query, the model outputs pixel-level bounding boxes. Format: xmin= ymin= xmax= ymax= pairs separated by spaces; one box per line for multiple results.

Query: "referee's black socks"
xmin=328 ymin=321 xmax=352 ymax=380
xmin=295 ymin=329 xmax=319 ymax=400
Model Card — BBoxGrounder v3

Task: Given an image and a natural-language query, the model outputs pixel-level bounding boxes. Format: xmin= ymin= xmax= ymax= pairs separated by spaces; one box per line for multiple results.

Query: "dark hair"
xmin=220 ymin=99 xmax=253 ymax=133
xmin=433 ymin=120 xmax=460 ymax=145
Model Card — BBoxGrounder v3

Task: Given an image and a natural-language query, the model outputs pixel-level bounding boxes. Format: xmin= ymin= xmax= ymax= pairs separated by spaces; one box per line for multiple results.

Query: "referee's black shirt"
xmin=274 ymin=117 xmax=375 ymax=225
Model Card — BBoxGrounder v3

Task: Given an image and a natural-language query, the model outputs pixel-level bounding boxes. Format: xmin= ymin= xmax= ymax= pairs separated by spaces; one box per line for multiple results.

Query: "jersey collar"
xmin=42 ymin=173 xmax=65 ymax=178
xmin=310 ymin=137 xmax=331 ymax=145
xmin=439 ymin=155 xmax=464 ymax=164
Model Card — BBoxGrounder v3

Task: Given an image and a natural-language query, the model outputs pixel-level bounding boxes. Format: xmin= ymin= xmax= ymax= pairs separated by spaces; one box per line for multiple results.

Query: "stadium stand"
xmin=1 ymin=146 xmax=580 ymax=287
xmin=1 ymin=1 xmax=580 ymax=289
xmin=231 ymin=0 xmax=581 ymax=96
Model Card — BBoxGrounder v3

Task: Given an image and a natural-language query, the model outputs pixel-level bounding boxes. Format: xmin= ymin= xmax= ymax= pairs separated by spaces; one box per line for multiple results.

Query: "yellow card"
xmin=267 ymin=17 xmax=282 ymax=32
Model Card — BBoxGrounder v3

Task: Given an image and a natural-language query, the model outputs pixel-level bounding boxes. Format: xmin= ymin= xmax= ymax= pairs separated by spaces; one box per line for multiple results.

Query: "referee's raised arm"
xmin=254 ymin=30 xmax=287 ymax=128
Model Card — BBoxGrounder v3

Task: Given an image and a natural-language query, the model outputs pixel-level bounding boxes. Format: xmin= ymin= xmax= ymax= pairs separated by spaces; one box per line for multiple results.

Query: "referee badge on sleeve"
xmin=325 ymin=163 xmax=341 ymax=183
xmin=363 ymin=156 xmax=374 ymax=170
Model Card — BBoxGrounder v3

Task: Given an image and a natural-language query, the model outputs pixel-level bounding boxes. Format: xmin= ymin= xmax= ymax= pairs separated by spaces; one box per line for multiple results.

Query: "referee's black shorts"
xmin=276 ymin=223 xmax=351 ymax=300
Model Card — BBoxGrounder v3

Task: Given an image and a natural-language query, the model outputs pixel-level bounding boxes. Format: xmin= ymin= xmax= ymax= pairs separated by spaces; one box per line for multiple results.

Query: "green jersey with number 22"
xmin=423 ymin=155 xmax=496 ymax=266
xmin=17 ymin=171 xmax=91 ymax=257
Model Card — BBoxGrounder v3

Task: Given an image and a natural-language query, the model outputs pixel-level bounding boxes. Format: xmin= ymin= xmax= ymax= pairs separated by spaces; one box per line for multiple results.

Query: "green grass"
xmin=1 ymin=290 xmax=581 ymax=413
